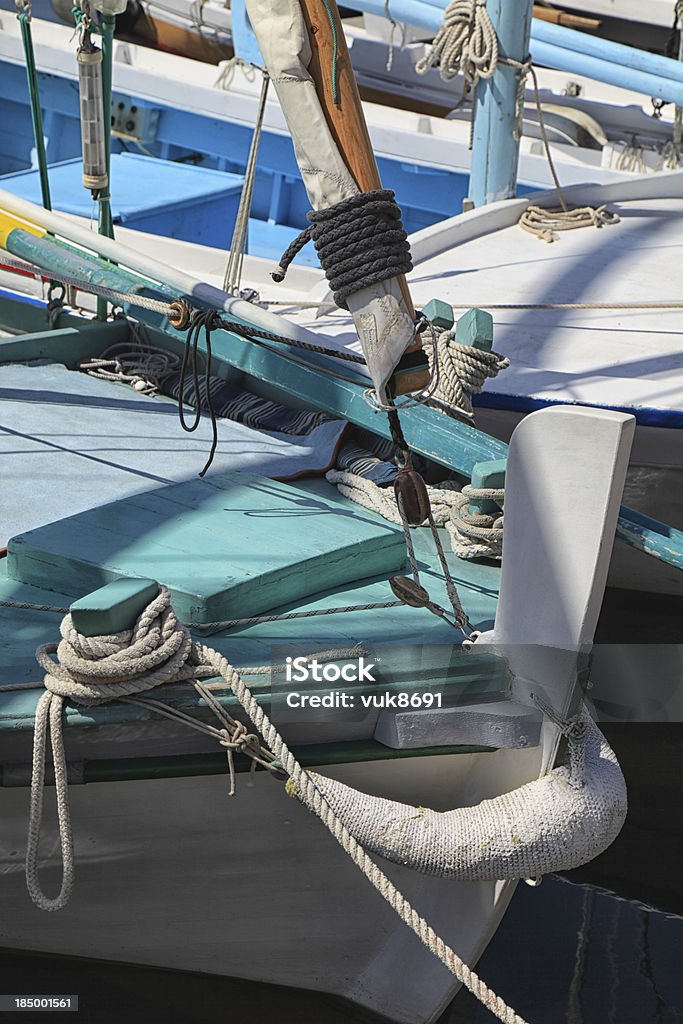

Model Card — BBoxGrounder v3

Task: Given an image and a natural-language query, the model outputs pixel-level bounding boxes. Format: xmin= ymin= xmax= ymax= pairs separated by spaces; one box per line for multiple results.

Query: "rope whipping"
xmin=270 ymin=189 xmax=412 ymax=309
xmin=25 ymin=587 xmax=532 ymax=1024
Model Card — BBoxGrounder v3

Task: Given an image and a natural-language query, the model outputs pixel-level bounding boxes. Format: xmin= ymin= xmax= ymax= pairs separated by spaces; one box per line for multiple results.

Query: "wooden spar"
xmin=298 ymin=0 xmax=415 ymax=318
xmin=246 ymin=0 xmax=428 ymax=398
xmin=531 ymin=5 xmax=600 ymax=29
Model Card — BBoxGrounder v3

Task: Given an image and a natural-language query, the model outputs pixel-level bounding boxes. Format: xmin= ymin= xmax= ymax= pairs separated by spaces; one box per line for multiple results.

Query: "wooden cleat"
xmin=70 ymin=577 xmax=160 ymax=636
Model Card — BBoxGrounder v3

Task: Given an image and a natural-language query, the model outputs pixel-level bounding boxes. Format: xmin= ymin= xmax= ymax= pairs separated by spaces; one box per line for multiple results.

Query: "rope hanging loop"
xmin=26 ymin=587 xmax=277 ymax=913
xmin=415 ymin=0 xmax=498 ymax=84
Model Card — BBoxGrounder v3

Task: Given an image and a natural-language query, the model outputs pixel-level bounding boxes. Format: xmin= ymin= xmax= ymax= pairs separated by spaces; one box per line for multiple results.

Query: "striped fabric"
xmin=165 ymin=371 xmax=331 ymax=436
xmin=336 ymin=441 xmax=397 ymax=486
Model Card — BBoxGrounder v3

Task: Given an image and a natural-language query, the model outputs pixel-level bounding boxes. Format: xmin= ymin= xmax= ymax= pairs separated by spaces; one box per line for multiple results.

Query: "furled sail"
xmin=245 ymin=0 xmax=428 ymax=404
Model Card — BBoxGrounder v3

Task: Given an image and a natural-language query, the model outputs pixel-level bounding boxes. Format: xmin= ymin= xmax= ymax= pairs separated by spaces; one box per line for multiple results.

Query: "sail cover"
xmin=245 ymin=0 xmax=417 ymax=404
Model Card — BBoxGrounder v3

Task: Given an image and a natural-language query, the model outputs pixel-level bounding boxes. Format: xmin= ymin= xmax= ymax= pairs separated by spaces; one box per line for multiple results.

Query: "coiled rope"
xmin=447 ymin=485 xmax=504 ymax=560
xmin=271 ymin=189 xmax=412 ymax=309
xmin=26 ymin=586 xmax=279 ymax=911
xmin=326 ymin=471 xmax=504 ymax=562
xmin=26 ymin=587 xmax=529 ymax=1024
xmin=415 ymin=0 xmax=498 ymax=85
xmin=426 ymin=328 xmax=509 ymax=421
xmin=417 ymin=4 xmax=620 ymax=240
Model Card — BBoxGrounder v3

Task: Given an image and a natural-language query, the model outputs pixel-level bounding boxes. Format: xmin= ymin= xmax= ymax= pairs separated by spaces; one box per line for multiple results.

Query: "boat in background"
xmin=1 ymin=13 xmax=679 ymax=283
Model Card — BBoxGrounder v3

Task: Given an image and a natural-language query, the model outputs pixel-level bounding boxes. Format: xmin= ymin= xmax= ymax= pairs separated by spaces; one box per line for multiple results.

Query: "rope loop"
xmin=519 ymin=204 xmax=620 ymax=244
xmin=415 ymin=0 xmax=498 ymax=84
xmin=26 ymin=587 xmax=279 ymax=911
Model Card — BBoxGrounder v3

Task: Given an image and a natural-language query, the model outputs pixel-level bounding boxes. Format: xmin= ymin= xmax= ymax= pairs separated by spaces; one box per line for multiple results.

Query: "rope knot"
xmin=36 ymin=586 xmax=195 ymax=706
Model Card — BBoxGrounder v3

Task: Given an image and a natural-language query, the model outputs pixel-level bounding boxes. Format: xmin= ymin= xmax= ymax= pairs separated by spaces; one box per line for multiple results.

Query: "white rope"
xmin=79 ymin=342 xmax=180 ymax=394
xmin=519 ymin=204 xmax=620 ymax=243
xmin=24 ymin=588 xmax=531 ymax=1023
xmin=426 ymin=329 xmax=509 ymax=420
xmin=26 ymin=588 xmax=278 ymax=911
xmin=415 ymin=0 xmax=498 ymax=85
xmin=326 ymin=471 xmax=505 ymax=561
xmin=447 ymin=486 xmax=504 ymax=560
xmin=518 ymin=64 xmax=621 ymax=242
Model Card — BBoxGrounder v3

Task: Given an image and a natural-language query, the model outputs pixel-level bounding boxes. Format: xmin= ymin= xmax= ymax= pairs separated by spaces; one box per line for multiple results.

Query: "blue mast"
xmin=468 ymin=0 xmax=534 ymax=207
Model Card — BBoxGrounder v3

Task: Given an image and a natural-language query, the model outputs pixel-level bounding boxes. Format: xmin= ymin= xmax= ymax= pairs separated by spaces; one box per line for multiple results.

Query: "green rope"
xmin=320 ymin=0 xmax=340 ymax=107
xmin=17 ymin=9 xmax=51 ymax=210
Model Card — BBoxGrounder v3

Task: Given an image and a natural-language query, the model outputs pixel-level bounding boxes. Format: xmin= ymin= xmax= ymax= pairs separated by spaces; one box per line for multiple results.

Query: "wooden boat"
xmin=1 ymin=13 xmax=677 ymax=249
xmin=0 ymin=212 xmax=635 ymax=1024
xmin=0 ymin=2 xmax=652 ymax=1018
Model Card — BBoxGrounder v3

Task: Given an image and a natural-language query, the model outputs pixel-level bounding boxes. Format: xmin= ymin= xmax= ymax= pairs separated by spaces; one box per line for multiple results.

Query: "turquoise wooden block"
xmin=469 ymin=458 xmax=507 ymax=515
xmin=8 ymin=474 xmax=406 ymax=625
xmin=454 ymin=308 xmax=494 ymax=351
xmin=70 ymin=578 xmax=160 ymax=637
xmin=422 ymin=298 xmax=455 ymax=331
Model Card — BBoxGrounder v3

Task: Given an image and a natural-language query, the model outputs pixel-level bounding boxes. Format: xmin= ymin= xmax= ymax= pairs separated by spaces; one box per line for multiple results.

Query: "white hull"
xmin=0 ymin=750 xmax=540 ymax=1023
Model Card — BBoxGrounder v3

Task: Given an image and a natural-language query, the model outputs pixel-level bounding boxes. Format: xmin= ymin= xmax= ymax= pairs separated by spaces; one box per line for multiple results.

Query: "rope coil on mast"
xmin=271 ymin=189 xmax=413 ymax=310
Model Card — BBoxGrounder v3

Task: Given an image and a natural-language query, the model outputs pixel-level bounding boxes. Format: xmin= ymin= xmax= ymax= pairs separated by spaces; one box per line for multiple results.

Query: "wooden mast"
xmin=297 ymin=0 xmax=426 ymax=391
xmin=298 ymin=0 xmax=413 ymax=318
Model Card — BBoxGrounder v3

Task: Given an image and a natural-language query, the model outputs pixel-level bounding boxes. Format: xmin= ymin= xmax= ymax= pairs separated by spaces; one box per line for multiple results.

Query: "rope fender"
xmin=286 ymin=709 xmax=627 ymax=881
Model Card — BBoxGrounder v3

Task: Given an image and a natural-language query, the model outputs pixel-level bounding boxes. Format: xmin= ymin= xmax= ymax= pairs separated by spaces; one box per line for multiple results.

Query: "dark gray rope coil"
xmin=272 ymin=189 xmax=413 ymax=309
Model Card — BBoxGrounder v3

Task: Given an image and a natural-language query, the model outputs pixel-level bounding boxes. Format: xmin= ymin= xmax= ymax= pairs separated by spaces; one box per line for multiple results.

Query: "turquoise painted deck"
xmin=0 ymin=353 xmax=501 ymax=761
xmin=0 ymin=507 xmax=502 ymax=736
xmin=7 ymin=472 xmax=406 ymax=624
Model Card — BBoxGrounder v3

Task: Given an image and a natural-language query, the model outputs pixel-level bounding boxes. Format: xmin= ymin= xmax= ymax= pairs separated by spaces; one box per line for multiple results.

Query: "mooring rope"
xmin=25 ymin=586 xmax=530 ymax=1023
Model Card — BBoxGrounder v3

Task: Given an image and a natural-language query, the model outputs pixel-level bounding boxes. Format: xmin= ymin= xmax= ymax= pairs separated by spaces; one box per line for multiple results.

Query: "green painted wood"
xmin=470 ymin=458 xmax=507 ymax=515
xmin=422 ymin=298 xmax=454 ymax=330
xmin=7 ymin=474 xmax=407 ymax=624
xmin=75 ymin=739 xmax=495 ymax=785
xmin=0 ymin=322 xmax=130 ymax=365
xmin=2 ymin=294 xmax=681 ymax=571
xmin=454 ymin=308 xmax=494 ymax=351
xmin=159 ymin=318 xmax=508 ymax=475
xmin=5 ymin=229 xmax=163 ymax=306
xmin=70 ymin=578 xmax=160 ymax=636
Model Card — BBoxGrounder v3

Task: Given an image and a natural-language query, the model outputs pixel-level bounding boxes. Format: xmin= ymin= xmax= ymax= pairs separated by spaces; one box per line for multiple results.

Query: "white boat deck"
xmin=282 ymin=190 xmax=683 ymax=423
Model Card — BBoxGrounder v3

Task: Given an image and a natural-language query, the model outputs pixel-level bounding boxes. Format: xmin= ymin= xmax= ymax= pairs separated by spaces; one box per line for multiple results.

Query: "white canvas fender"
xmin=287 ymin=708 xmax=627 ymax=880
